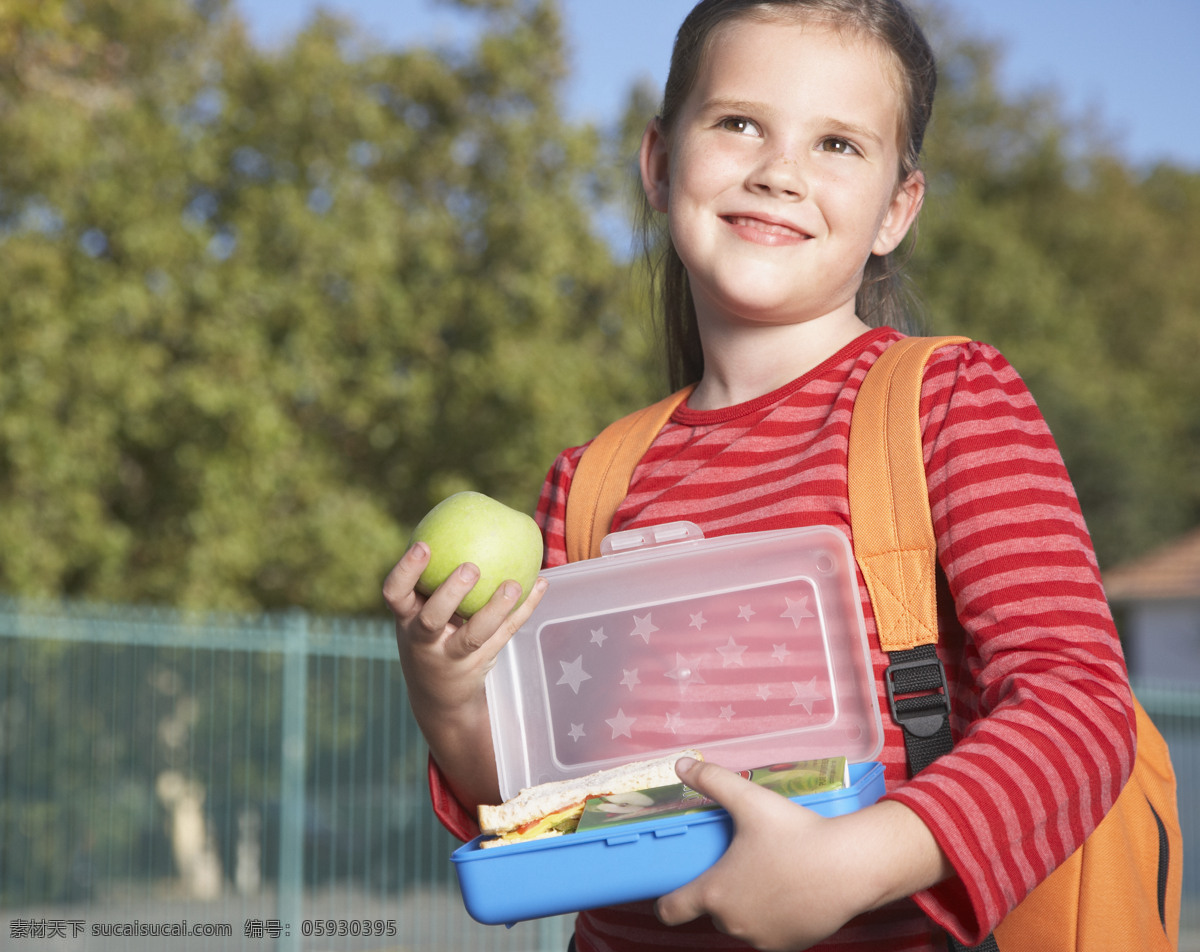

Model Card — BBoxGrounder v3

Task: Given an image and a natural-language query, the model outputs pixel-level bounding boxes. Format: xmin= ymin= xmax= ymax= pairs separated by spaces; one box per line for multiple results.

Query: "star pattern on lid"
xmin=665 ymin=653 xmax=706 ymax=689
xmin=781 ymin=595 xmax=814 ymax=629
xmin=629 ymin=613 xmax=659 ymax=644
xmin=605 ymin=708 xmax=636 ymax=739
xmin=556 ymin=655 xmax=591 ymax=694
xmin=539 ymin=579 xmax=845 ymax=763
xmin=790 ymin=676 xmax=827 ymax=715
xmin=716 ymin=636 xmax=748 ymax=667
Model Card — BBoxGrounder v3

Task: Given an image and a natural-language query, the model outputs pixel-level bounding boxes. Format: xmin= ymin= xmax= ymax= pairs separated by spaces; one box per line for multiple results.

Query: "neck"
xmin=689 ymin=310 xmax=872 ymax=410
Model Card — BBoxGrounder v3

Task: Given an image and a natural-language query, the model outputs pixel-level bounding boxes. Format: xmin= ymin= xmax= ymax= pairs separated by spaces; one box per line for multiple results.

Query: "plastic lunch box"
xmin=452 ymin=522 xmax=886 ymax=925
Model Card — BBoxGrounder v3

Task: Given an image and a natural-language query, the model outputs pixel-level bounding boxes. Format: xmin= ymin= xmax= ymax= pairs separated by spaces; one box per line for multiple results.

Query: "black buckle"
xmin=885 ymin=652 xmax=951 ymax=739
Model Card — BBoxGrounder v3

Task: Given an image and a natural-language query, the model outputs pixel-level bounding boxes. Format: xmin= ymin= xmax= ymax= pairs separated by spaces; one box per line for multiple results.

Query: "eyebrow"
xmin=697 ymin=97 xmax=769 ymax=119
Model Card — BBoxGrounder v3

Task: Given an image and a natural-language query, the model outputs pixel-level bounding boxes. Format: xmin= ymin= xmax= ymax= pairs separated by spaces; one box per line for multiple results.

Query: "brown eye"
xmin=820 ymin=137 xmax=857 ymax=155
xmin=721 ymin=117 xmax=761 ymax=136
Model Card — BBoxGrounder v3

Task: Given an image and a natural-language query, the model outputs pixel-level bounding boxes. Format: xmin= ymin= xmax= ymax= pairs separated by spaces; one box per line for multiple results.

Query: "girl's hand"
xmin=383 ymin=541 xmax=548 ymax=808
xmin=653 ymin=758 xmax=856 ymax=951
xmin=384 ymin=540 xmax=546 ymax=708
xmin=654 ymin=759 xmax=950 ymax=952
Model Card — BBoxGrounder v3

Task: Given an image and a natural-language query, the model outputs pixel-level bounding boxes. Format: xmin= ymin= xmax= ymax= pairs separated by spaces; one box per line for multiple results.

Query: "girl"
xmin=383 ymin=1 xmax=1136 ymax=950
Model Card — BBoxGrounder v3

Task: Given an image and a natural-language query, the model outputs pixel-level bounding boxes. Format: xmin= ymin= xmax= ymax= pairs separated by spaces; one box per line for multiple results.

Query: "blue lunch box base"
xmin=453 ymin=760 xmax=886 ymax=927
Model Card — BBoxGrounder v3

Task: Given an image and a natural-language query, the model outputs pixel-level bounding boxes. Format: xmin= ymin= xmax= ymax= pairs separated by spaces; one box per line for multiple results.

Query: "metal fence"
xmin=0 ymin=596 xmax=1195 ymax=951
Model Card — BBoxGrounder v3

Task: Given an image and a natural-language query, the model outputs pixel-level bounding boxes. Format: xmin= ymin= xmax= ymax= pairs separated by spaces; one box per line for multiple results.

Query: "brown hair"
xmin=641 ymin=0 xmax=938 ymax=389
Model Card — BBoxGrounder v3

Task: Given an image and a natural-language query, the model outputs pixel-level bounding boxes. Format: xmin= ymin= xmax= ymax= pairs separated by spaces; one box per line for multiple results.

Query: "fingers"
xmin=383 ymin=543 xmax=484 ymax=639
xmin=655 ymin=760 xmax=736 ymax=928
xmin=446 ymin=574 xmax=550 ymax=661
xmin=381 ymin=541 xmax=431 ymax=612
xmin=655 ymin=871 xmax=710 ymax=929
xmin=384 ymin=541 xmax=549 ymax=664
xmin=456 ymin=579 xmax=523 ymax=653
xmin=673 ymin=758 xmax=753 ymax=811
xmin=655 ymin=759 xmax=777 ymax=931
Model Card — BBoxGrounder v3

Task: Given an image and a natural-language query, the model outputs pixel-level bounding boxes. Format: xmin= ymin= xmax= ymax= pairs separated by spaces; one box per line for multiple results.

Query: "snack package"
xmin=576 ymin=756 xmax=848 ymax=833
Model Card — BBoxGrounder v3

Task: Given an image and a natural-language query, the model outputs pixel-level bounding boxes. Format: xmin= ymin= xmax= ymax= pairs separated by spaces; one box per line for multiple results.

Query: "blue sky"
xmin=235 ymin=0 xmax=1200 ymax=171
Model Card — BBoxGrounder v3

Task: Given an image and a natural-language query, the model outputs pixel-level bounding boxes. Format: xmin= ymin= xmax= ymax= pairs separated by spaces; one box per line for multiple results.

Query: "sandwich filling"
xmin=481 ymin=799 xmax=592 ymax=847
xmin=477 ymin=749 xmax=702 ymax=848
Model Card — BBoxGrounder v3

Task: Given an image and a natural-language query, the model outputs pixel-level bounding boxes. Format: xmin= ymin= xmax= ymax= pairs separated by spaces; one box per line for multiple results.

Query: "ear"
xmin=639 ymin=117 xmax=671 ymax=213
xmin=872 ymin=170 xmax=925 ymax=257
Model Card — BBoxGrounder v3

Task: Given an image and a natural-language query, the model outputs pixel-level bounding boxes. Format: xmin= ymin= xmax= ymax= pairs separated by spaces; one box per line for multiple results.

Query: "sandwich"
xmin=478 ymin=749 xmax=703 ymax=848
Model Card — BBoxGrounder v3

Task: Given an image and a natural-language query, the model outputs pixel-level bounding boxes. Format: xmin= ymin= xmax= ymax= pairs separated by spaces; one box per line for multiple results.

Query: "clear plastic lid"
xmin=486 ymin=523 xmax=882 ymax=801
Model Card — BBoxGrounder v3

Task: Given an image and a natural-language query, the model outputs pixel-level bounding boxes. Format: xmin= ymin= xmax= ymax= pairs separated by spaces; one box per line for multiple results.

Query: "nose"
xmin=749 ymin=151 xmax=807 ymax=199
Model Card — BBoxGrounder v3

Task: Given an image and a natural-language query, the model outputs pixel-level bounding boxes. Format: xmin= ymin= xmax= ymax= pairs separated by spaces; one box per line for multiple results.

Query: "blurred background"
xmin=1 ymin=0 xmax=1197 ymax=948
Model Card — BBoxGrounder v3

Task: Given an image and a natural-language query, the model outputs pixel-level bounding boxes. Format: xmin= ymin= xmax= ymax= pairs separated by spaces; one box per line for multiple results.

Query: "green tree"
xmin=909 ymin=14 xmax=1200 ymax=567
xmin=0 ymin=0 xmax=656 ymax=613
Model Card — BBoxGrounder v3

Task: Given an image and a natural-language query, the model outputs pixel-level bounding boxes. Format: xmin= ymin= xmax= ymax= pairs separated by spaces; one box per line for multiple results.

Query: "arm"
xmin=396 ymin=449 xmax=584 ymax=838
xmin=892 ymin=341 xmax=1136 ymax=940
xmin=383 ymin=541 xmax=548 ymax=815
xmin=655 ymin=758 xmax=952 ymax=951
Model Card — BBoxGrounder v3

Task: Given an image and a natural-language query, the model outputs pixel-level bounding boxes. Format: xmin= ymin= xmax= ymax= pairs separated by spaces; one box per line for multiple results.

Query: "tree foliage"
xmin=911 ymin=16 xmax=1200 ymax=565
xmin=0 ymin=0 xmax=1196 ymax=614
xmin=0 ymin=0 xmax=655 ymax=612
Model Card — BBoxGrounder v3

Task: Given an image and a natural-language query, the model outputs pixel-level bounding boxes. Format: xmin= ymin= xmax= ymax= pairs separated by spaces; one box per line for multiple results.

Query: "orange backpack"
xmin=563 ymin=336 xmax=1182 ymax=951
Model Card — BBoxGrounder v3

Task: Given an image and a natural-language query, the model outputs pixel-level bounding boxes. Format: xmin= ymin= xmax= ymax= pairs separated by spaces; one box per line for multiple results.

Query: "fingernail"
xmin=501 ymin=580 xmax=522 ymax=601
xmin=533 ymin=577 xmax=549 ymax=595
xmin=675 ymin=756 xmax=698 ymax=774
xmin=408 ymin=541 xmax=429 ymax=560
xmin=457 ymin=562 xmax=479 ymax=582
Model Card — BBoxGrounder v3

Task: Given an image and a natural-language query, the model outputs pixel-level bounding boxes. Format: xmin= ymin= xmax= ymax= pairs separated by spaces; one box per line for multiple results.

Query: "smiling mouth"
xmin=723 ymin=215 xmax=810 ymax=241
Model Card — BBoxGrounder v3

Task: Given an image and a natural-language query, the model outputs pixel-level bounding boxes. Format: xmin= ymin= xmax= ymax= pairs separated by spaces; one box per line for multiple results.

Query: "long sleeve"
xmin=885 ymin=341 xmax=1136 ymax=943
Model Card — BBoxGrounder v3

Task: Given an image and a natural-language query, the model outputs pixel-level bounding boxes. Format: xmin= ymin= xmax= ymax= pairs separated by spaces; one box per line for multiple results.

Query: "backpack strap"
xmin=847 ymin=336 xmax=968 ymax=776
xmin=847 ymin=336 xmax=967 ymax=653
xmin=564 ymin=385 xmax=695 ymax=562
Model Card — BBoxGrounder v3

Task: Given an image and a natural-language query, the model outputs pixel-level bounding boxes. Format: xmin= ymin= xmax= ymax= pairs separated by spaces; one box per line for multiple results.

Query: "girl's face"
xmin=641 ymin=16 xmax=924 ymax=333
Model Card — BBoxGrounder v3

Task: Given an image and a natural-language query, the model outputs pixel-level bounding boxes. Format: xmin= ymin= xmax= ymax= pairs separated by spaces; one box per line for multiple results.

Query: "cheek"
xmin=832 ymin=177 xmax=901 ymax=239
xmin=673 ymin=140 xmax=742 ymax=195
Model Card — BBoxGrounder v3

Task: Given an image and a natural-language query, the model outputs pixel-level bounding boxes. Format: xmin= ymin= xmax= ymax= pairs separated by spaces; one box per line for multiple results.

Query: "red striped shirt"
xmin=433 ymin=328 xmax=1135 ymax=950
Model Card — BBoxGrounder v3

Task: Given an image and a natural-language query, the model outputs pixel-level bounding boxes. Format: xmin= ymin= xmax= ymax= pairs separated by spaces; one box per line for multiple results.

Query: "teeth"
xmin=729 ymin=216 xmax=802 ymax=237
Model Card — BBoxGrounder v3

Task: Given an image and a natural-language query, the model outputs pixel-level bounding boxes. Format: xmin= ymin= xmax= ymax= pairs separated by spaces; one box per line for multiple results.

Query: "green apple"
xmin=409 ymin=491 xmax=544 ymax=618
